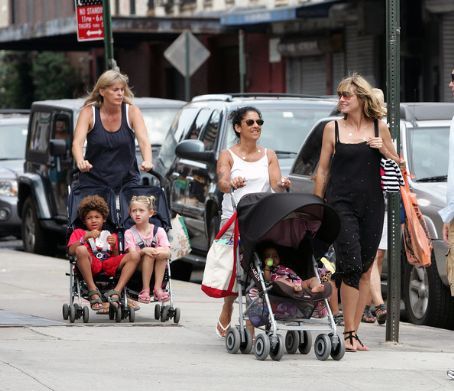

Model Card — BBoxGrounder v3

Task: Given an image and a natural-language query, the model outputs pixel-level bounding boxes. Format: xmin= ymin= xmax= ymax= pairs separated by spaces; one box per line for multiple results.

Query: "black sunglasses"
xmin=244 ymin=119 xmax=264 ymax=126
xmin=451 ymin=73 xmax=454 ymax=82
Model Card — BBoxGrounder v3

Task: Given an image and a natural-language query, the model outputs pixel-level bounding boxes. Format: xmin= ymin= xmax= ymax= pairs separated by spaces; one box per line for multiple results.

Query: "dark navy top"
xmin=78 ymin=103 xmax=140 ymax=194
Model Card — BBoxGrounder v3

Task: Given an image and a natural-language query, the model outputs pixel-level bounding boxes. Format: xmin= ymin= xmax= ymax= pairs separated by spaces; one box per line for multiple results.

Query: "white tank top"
xmin=221 ymin=148 xmax=271 ymax=219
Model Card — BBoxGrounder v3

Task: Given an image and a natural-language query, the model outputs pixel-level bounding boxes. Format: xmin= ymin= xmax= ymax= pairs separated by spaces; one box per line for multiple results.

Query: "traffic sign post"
xmin=164 ymin=31 xmax=210 ymax=101
xmin=75 ymin=0 xmax=104 ymax=42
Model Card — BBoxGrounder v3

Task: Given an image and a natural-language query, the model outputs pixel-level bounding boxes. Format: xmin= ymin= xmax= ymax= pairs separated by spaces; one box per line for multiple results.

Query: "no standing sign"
xmin=75 ymin=0 xmax=104 ymax=42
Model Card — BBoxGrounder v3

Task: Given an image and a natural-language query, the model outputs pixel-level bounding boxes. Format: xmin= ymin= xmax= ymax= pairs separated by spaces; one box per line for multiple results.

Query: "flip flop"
xmin=215 ymin=321 xmax=230 ymax=338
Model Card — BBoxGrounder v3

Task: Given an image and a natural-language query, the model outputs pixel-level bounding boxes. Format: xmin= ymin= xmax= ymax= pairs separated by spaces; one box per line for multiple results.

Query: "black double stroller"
xmin=61 ymin=172 xmax=180 ymax=324
xmin=224 ymin=192 xmax=345 ymax=361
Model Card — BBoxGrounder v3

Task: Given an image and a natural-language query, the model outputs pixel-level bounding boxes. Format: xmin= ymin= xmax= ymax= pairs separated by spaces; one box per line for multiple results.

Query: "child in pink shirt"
xmin=124 ymin=195 xmax=171 ymax=303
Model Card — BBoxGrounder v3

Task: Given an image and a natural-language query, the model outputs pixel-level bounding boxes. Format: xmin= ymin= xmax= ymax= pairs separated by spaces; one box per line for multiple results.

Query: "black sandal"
xmin=354 ymin=333 xmax=369 ymax=351
xmin=375 ymin=304 xmax=387 ymax=325
xmin=343 ymin=331 xmax=357 ymax=352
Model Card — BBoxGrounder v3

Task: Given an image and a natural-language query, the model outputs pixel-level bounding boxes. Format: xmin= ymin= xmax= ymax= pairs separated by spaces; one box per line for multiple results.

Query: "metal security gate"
xmin=286 ymin=56 xmax=326 ymax=94
xmin=441 ymin=12 xmax=454 ymax=101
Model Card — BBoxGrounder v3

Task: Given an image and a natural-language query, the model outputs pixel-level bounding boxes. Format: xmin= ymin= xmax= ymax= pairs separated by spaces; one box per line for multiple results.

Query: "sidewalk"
xmin=0 ymin=249 xmax=453 ymax=391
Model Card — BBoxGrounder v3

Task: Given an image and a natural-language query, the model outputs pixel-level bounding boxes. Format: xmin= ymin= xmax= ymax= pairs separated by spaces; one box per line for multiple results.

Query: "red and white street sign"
xmin=75 ymin=0 xmax=104 ymax=42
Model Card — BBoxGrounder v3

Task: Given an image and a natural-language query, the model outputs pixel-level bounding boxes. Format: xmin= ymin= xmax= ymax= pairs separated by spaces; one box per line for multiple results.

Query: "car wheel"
xmin=402 ymin=250 xmax=454 ymax=328
xmin=21 ymin=197 xmax=52 ymax=255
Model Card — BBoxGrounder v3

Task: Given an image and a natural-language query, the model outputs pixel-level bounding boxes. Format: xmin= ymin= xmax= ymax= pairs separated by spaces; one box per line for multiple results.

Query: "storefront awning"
xmin=220 ymin=0 xmax=342 ymax=26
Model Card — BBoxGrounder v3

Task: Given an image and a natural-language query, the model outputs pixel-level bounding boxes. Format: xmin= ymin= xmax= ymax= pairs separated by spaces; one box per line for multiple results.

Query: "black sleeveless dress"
xmin=325 ymin=120 xmax=384 ymax=289
xmin=78 ymin=103 xmax=140 ymax=194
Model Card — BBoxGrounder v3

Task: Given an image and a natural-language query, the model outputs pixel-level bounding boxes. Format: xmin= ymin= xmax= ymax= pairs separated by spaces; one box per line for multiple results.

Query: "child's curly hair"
xmin=78 ymin=195 xmax=109 ymax=221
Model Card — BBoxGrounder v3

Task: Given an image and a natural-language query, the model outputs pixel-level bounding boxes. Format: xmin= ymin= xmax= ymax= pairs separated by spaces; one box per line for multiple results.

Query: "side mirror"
xmin=49 ymin=139 xmax=67 ymax=156
xmin=175 ymin=139 xmax=215 ymax=163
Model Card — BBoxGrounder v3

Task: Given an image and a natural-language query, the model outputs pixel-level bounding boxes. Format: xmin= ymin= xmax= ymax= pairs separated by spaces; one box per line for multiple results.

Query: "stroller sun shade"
xmin=237 ymin=192 xmax=340 ymax=251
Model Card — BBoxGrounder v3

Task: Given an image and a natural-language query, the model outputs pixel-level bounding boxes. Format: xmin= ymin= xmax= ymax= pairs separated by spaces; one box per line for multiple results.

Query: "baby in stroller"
xmin=261 ymin=244 xmax=332 ymax=300
xmin=67 ymin=195 xmax=140 ymax=310
xmin=124 ymin=195 xmax=171 ymax=303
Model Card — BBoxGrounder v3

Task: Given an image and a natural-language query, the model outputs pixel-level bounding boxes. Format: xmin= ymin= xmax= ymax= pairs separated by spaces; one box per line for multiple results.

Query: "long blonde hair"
xmin=129 ymin=195 xmax=156 ymax=212
xmin=83 ymin=69 xmax=134 ymax=107
xmin=337 ymin=73 xmax=386 ymax=120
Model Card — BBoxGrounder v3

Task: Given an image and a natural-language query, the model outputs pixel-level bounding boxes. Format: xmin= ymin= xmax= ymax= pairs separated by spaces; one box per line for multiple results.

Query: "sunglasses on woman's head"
xmin=244 ymin=119 xmax=264 ymax=126
xmin=451 ymin=73 xmax=454 ymax=82
xmin=337 ymin=91 xmax=354 ymax=99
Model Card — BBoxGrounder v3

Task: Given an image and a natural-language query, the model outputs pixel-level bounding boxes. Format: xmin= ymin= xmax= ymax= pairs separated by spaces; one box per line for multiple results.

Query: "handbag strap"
xmin=215 ymin=211 xmax=237 ymax=240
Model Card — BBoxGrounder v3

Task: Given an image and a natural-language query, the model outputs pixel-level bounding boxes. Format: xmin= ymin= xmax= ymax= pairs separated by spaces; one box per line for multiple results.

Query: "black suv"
xmin=18 ymin=98 xmax=184 ymax=255
xmin=156 ymin=94 xmax=337 ymax=273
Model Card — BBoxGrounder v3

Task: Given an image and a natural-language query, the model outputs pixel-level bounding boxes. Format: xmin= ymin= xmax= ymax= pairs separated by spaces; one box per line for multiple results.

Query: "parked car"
xmin=157 ymin=93 xmax=338 ymax=278
xmin=17 ymin=97 xmax=185 ymax=255
xmin=288 ymin=102 xmax=454 ymax=329
xmin=0 ymin=110 xmax=29 ymax=238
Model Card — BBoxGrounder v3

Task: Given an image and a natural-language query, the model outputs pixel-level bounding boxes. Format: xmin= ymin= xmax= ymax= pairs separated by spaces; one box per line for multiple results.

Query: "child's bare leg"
xmin=114 ymin=252 xmax=140 ymax=293
xmin=141 ymin=254 xmax=155 ymax=291
xmin=75 ymin=246 xmax=97 ymax=291
xmin=153 ymin=258 xmax=168 ymax=292
xmin=293 ymin=281 xmax=303 ymax=292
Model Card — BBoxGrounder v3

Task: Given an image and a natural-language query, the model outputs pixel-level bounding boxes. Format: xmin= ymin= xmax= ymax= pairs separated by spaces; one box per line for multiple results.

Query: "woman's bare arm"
xmin=129 ymin=105 xmax=152 ymax=171
xmin=72 ymin=106 xmax=93 ymax=172
xmin=313 ymin=122 xmax=335 ymax=198
xmin=217 ymin=150 xmax=233 ymax=193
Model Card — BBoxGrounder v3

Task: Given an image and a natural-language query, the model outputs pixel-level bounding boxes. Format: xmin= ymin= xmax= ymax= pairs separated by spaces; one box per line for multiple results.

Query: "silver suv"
xmin=288 ymin=102 xmax=454 ymax=329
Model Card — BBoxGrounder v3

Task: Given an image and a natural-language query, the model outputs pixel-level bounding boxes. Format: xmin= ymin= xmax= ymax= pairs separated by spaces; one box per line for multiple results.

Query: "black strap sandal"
xmin=353 ymin=333 xmax=369 ymax=351
xmin=343 ymin=331 xmax=357 ymax=352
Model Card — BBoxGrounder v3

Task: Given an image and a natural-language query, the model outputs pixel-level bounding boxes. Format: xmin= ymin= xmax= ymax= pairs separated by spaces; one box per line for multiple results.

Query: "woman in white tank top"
xmin=215 ymin=106 xmax=291 ymax=338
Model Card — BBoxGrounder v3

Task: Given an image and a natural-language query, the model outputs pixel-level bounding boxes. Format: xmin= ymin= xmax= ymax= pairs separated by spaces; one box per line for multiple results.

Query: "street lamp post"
xmin=385 ymin=0 xmax=401 ymax=343
xmin=103 ymin=0 xmax=117 ymax=70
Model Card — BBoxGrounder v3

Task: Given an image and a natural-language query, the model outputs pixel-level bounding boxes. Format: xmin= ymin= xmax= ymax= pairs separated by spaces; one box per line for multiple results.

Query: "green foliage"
xmin=0 ymin=51 xmax=83 ymax=109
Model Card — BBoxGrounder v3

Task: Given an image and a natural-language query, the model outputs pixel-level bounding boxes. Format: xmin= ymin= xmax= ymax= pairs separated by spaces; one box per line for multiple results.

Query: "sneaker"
xmin=333 ymin=312 xmax=344 ymax=326
xmin=447 ymin=369 xmax=454 ymax=380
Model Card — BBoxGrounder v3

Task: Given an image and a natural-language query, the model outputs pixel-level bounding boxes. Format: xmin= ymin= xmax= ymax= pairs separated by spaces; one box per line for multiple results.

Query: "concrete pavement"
xmin=0 ymin=249 xmax=453 ymax=391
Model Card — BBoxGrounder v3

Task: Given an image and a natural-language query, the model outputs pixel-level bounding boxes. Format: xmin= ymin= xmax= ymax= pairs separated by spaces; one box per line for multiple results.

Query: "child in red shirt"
xmin=67 ymin=195 xmax=140 ymax=310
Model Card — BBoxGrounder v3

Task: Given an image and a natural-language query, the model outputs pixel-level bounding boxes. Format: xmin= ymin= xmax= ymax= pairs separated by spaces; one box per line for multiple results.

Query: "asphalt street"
xmin=0 ymin=248 xmax=454 ymax=391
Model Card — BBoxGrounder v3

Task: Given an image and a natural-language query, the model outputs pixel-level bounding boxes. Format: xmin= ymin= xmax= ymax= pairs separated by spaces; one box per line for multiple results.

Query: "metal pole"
xmin=103 ymin=0 xmax=117 ymax=70
xmin=385 ymin=0 xmax=401 ymax=343
xmin=239 ymin=29 xmax=246 ymax=93
xmin=185 ymin=30 xmax=191 ymax=101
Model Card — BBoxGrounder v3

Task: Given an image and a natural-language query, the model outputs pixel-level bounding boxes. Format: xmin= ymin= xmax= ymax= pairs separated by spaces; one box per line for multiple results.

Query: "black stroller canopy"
xmin=237 ymin=192 xmax=340 ymax=250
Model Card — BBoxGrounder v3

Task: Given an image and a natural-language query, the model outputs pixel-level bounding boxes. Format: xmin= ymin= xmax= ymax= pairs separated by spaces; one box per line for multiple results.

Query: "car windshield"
xmin=225 ymin=104 xmax=335 ymax=154
xmin=0 ymin=123 xmax=28 ymax=159
xmin=407 ymin=125 xmax=449 ymax=182
xmin=141 ymin=107 xmax=180 ymax=145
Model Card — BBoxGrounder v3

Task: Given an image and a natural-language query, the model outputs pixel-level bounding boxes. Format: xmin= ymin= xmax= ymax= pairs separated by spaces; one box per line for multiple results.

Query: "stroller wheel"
xmin=69 ymin=304 xmax=76 ymax=323
xmin=270 ymin=334 xmax=285 ymax=362
xmin=109 ymin=304 xmax=115 ymax=320
xmin=173 ymin=307 xmax=181 ymax=324
xmin=285 ymin=331 xmax=300 ymax=354
xmin=161 ymin=306 xmax=169 ymax=322
xmin=225 ymin=327 xmax=241 ymax=354
xmin=298 ymin=331 xmax=312 ymax=354
xmin=254 ymin=334 xmax=270 ymax=361
xmin=329 ymin=333 xmax=345 ymax=361
xmin=62 ymin=304 xmax=69 ymax=320
xmin=239 ymin=328 xmax=253 ymax=354
xmin=115 ymin=305 xmax=122 ymax=323
xmin=314 ymin=334 xmax=331 ymax=361
xmin=129 ymin=307 xmax=135 ymax=323
xmin=154 ymin=304 xmax=161 ymax=320
xmin=82 ymin=306 xmax=89 ymax=323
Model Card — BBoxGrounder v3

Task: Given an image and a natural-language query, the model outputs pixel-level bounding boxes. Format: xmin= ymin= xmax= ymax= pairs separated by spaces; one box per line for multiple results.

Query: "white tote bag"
xmin=201 ymin=213 xmax=238 ymax=298
xmin=168 ymin=214 xmax=191 ymax=260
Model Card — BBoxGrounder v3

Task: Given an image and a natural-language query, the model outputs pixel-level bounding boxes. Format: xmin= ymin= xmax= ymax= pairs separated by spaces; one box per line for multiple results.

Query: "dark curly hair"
xmin=78 ymin=195 xmax=109 ymax=221
xmin=228 ymin=106 xmax=262 ymax=138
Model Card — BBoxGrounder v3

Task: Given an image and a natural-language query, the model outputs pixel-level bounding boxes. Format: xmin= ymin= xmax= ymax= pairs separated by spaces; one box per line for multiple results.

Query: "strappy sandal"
xmin=333 ymin=312 xmax=344 ymax=326
xmin=343 ymin=331 xmax=357 ymax=352
xmin=354 ymin=333 xmax=369 ymax=351
xmin=215 ymin=320 xmax=230 ymax=338
xmin=375 ymin=304 xmax=387 ymax=325
xmin=138 ymin=288 xmax=151 ymax=304
xmin=153 ymin=288 xmax=169 ymax=302
xmin=104 ymin=289 xmax=121 ymax=306
xmin=361 ymin=305 xmax=376 ymax=323
xmin=87 ymin=289 xmax=103 ymax=311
